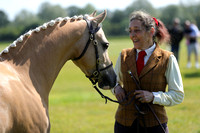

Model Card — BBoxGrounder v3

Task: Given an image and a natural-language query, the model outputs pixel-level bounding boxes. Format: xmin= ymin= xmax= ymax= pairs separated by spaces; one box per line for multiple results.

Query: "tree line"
xmin=0 ymin=0 xmax=200 ymax=41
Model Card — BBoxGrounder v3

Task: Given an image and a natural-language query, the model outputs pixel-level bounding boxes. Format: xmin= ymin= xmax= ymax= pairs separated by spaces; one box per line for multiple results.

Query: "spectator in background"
xmin=184 ymin=20 xmax=200 ymax=69
xmin=168 ymin=18 xmax=184 ymax=63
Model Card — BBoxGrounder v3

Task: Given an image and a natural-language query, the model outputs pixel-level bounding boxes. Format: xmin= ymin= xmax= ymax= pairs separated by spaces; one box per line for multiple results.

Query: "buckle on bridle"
xmin=93 ymin=71 xmax=99 ymax=77
xmin=90 ymin=34 xmax=94 ymax=40
xmin=93 ymin=40 xmax=98 ymax=45
xmin=97 ymin=58 xmax=101 ymax=64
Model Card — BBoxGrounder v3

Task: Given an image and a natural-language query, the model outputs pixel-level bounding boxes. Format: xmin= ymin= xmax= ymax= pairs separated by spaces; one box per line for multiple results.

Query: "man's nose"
xmin=130 ymin=32 xmax=135 ymax=37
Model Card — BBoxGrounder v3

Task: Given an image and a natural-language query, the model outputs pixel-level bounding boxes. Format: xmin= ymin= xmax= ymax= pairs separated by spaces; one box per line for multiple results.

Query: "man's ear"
xmin=150 ymin=27 xmax=155 ymax=36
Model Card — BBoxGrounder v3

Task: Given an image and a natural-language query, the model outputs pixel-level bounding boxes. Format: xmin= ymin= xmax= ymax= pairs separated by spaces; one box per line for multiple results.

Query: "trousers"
xmin=114 ymin=120 xmax=169 ymax=133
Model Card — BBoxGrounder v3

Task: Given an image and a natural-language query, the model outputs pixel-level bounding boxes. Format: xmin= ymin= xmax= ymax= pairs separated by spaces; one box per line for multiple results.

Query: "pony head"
xmin=72 ymin=10 xmax=116 ymax=89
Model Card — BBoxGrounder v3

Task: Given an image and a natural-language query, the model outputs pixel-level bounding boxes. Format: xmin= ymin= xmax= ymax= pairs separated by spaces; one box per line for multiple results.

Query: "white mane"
xmin=0 ymin=14 xmax=91 ymax=55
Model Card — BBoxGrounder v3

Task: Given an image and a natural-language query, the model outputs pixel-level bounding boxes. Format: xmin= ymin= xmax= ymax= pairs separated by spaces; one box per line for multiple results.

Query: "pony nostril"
xmin=98 ymin=71 xmax=116 ymax=89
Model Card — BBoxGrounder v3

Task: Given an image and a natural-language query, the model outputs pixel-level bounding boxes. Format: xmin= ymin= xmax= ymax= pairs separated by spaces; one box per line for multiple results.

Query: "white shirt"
xmin=114 ymin=43 xmax=184 ymax=106
xmin=190 ymin=24 xmax=200 ymax=37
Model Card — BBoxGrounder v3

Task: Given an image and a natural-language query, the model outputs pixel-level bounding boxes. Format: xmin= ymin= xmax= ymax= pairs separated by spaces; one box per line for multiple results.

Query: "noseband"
xmin=73 ymin=18 xmax=113 ymax=85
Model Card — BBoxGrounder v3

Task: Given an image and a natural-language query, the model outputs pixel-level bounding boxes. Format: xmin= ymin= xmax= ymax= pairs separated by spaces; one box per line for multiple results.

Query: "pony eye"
xmin=103 ymin=43 xmax=109 ymax=49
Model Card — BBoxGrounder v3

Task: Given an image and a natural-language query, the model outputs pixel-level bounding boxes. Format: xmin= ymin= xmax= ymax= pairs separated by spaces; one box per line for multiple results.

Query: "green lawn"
xmin=0 ymin=37 xmax=200 ymax=133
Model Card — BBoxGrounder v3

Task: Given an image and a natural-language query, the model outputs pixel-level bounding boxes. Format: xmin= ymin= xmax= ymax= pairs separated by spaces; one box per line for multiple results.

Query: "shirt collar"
xmin=136 ymin=43 xmax=156 ymax=56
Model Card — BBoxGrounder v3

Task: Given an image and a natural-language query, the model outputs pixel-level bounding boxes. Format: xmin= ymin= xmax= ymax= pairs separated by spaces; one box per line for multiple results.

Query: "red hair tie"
xmin=153 ymin=17 xmax=158 ymax=26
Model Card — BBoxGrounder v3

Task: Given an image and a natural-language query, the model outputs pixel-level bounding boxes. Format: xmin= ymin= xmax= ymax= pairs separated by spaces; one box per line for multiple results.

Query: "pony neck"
xmin=2 ymin=19 xmax=87 ymax=103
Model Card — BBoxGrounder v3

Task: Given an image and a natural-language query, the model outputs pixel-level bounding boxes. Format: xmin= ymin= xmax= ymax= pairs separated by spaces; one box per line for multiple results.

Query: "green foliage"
xmin=125 ymin=0 xmax=157 ymax=17
xmin=37 ymin=2 xmax=67 ymax=22
xmin=1 ymin=0 xmax=200 ymax=41
xmin=0 ymin=10 xmax=9 ymax=27
xmin=14 ymin=10 xmax=41 ymax=26
xmin=66 ymin=4 xmax=96 ymax=17
xmin=66 ymin=5 xmax=82 ymax=17
xmin=0 ymin=24 xmax=22 ymax=41
xmin=160 ymin=5 xmax=183 ymax=26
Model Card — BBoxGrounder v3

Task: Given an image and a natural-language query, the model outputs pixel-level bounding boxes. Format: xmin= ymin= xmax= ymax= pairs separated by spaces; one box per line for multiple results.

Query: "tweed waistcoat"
xmin=115 ymin=45 xmax=172 ymax=127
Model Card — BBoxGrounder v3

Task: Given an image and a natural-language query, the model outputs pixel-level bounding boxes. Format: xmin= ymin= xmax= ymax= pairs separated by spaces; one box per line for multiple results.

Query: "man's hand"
xmin=114 ymin=85 xmax=126 ymax=102
xmin=134 ymin=90 xmax=154 ymax=103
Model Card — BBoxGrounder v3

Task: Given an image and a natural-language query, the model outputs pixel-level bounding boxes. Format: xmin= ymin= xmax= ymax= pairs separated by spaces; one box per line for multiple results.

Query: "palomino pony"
xmin=0 ymin=10 xmax=116 ymax=133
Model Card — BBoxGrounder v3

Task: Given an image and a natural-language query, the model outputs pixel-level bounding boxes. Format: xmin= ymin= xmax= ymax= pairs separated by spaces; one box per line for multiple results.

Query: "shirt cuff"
xmin=111 ymin=88 xmax=115 ymax=94
xmin=152 ymin=92 xmax=161 ymax=104
xmin=111 ymin=83 xmax=120 ymax=95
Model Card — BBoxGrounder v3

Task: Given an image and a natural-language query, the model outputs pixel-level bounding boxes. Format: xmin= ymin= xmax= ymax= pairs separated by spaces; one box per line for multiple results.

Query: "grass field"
xmin=1 ymin=37 xmax=200 ymax=133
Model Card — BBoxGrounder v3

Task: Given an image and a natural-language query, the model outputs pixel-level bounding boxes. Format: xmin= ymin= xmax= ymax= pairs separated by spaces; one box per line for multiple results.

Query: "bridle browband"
xmin=72 ymin=18 xmax=113 ymax=85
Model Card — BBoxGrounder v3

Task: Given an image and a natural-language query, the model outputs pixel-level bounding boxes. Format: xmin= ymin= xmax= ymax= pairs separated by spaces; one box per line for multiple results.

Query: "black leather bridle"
xmin=73 ymin=18 xmax=113 ymax=85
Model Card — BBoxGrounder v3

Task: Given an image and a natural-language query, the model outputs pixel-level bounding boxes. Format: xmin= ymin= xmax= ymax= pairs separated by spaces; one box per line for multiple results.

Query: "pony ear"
xmin=92 ymin=10 xmax=107 ymax=24
xmin=90 ymin=11 xmax=97 ymax=17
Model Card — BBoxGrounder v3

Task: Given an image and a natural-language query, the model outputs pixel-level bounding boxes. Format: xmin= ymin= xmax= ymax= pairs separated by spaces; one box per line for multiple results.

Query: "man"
xmin=168 ymin=18 xmax=184 ymax=63
xmin=184 ymin=20 xmax=200 ymax=69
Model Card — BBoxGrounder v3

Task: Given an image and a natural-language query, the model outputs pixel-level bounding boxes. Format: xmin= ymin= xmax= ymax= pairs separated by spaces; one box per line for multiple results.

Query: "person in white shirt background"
xmin=112 ymin=10 xmax=184 ymax=133
xmin=184 ymin=20 xmax=200 ymax=69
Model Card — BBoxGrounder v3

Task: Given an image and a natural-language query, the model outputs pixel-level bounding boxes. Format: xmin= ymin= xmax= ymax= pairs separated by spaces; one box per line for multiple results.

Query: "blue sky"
xmin=0 ymin=0 xmax=190 ymax=20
